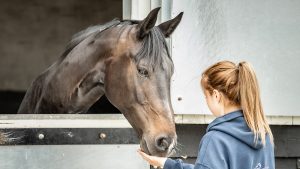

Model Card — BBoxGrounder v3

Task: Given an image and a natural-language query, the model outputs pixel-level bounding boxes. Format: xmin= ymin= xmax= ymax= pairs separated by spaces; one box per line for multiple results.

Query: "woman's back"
xmin=195 ymin=110 xmax=274 ymax=169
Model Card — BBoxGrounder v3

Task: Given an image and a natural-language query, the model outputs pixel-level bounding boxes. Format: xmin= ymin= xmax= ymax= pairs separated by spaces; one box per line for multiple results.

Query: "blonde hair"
xmin=201 ymin=60 xmax=273 ymax=145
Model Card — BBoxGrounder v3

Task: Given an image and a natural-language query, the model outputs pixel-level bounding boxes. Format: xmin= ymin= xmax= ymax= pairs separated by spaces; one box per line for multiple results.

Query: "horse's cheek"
xmin=104 ymin=59 xmax=129 ymax=106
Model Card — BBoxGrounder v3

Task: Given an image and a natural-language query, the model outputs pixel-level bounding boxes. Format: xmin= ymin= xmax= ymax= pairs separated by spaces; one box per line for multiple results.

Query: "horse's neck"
xmin=17 ymin=70 xmax=50 ymax=114
xmin=71 ymin=60 xmax=106 ymax=112
xmin=19 ymin=30 xmax=119 ymax=114
xmin=46 ymin=56 xmax=106 ymax=114
xmin=22 ymin=59 xmax=107 ymax=114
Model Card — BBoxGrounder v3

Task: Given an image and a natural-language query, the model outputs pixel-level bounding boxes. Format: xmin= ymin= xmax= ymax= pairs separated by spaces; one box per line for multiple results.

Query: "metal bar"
xmin=0 ymin=128 xmax=138 ymax=145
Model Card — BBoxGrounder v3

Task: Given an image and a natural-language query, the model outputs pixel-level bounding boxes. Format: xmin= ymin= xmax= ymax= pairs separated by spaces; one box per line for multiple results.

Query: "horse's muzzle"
xmin=155 ymin=135 xmax=173 ymax=152
xmin=141 ymin=134 xmax=176 ymax=157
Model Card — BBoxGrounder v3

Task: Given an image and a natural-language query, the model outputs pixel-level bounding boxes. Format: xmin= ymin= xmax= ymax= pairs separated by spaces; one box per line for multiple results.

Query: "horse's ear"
xmin=158 ymin=12 xmax=183 ymax=38
xmin=137 ymin=7 xmax=161 ymax=39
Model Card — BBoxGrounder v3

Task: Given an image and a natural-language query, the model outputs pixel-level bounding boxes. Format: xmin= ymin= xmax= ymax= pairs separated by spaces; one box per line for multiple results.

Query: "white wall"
xmin=171 ymin=0 xmax=300 ymax=115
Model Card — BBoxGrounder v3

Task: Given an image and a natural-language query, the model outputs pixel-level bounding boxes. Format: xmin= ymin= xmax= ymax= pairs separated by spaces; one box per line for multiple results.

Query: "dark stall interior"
xmin=0 ymin=0 xmax=122 ymax=114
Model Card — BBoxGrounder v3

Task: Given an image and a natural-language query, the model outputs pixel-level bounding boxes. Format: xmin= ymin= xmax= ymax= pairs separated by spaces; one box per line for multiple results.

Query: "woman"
xmin=138 ymin=61 xmax=275 ymax=169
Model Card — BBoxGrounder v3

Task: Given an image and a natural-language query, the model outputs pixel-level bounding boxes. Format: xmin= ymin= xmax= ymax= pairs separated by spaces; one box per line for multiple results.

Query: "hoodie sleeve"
xmin=163 ymin=158 xmax=211 ymax=169
xmin=163 ymin=131 xmax=226 ymax=169
xmin=163 ymin=132 xmax=216 ymax=169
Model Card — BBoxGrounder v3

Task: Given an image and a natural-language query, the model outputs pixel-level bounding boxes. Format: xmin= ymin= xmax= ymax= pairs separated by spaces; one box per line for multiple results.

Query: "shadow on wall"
xmin=0 ymin=91 xmax=120 ymax=114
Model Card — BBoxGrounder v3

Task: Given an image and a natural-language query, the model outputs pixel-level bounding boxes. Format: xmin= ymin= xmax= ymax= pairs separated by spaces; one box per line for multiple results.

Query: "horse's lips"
xmin=140 ymin=139 xmax=151 ymax=155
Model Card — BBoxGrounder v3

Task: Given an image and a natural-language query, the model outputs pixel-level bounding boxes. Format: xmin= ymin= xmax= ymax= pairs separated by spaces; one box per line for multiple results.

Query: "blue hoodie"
xmin=164 ymin=110 xmax=275 ymax=169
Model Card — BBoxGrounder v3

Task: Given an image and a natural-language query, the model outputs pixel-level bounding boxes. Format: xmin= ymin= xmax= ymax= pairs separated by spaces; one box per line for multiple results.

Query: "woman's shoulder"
xmin=197 ymin=131 xmax=231 ymax=167
xmin=199 ymin=130 xmax=231 ymax=154
xmin=201 ymin=130 xmax=230 ymax=147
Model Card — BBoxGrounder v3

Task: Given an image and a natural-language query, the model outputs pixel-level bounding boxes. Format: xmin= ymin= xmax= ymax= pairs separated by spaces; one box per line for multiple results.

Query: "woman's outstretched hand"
xmin=137 ymin=149 xmax=167 ymax=168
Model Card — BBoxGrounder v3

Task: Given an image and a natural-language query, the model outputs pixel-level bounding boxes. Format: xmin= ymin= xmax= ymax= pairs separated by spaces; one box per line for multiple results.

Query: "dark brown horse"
xmin=16 ymin=8 xmax=183 ymax=157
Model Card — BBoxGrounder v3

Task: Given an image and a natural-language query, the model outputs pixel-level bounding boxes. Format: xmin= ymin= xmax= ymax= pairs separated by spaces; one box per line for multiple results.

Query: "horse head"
xmin=104 ymin=8 xmax=183 ymax=156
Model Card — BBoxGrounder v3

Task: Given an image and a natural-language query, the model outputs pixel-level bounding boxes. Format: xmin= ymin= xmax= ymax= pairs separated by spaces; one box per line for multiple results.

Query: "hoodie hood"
xmin=207 ymin=110 xmax=263 ymax=149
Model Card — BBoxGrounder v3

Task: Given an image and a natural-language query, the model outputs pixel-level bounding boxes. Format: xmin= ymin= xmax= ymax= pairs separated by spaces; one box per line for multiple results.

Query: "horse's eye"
xmin=138 ymin=68 xmax=149 ymax=77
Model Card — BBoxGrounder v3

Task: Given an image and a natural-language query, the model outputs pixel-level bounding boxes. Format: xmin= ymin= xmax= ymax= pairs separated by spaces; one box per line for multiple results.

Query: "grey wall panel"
xmin=171 ymin=0 xmax=300 ymax=115
xmin=0 ymin=145 xmax=148 ymax=169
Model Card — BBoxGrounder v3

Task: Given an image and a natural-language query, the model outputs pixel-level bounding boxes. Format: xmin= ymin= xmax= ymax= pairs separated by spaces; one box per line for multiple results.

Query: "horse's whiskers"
xmin=0 ymin=131 xmax=24 ymax=144
xmin=0 ymin=132 xmax=24 ymax=144
xmin=173 ymin=141 xmax=184 ymax=155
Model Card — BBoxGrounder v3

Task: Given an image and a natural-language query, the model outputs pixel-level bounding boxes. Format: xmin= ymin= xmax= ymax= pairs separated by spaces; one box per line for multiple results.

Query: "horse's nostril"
xmin=155 ymin=136 xmax=171 ymax=151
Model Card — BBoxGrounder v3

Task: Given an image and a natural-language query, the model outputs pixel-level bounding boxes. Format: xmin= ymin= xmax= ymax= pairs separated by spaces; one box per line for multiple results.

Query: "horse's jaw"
xmin=140 ymin=139 xmax=151 ymax=155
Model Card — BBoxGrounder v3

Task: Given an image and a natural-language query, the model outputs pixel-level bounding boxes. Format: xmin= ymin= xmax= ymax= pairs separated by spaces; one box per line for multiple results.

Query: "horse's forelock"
xmin=134 ymin=27 xmax=174 ymax=76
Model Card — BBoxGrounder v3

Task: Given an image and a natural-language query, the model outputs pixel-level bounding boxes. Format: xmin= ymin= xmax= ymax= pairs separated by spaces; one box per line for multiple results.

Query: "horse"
xmin=15 ymin=8 xmax=183 ymax=157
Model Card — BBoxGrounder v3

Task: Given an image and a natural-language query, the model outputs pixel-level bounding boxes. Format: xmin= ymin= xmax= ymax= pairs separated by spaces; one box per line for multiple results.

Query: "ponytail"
xmin=238 ymin=62 xmax=273 ymax=145
xmin=201 ymin=61 xmax=273 ymax=145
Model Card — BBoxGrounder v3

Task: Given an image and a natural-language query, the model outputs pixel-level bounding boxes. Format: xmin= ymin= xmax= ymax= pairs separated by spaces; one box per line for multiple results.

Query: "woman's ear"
xmin=213 ymin=89 xmax=222 ymax=103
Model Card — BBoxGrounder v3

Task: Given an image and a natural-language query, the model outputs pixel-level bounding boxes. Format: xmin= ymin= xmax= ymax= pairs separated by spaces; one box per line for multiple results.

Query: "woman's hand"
xmin=137 ymin=149 xmax=167 ymax=168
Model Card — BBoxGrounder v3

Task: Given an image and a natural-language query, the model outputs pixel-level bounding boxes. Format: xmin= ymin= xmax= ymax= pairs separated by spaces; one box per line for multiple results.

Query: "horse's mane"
xmin=61 ymin=18 xmax=174 ymax=75
xmin=61 ymin=19 xmax=121 ymax=58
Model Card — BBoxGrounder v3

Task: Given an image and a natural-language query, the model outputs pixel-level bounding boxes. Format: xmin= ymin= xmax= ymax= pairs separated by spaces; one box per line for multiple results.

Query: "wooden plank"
xmin=0 ymin=115 xmax=132 ymax=128
xmin=272 ymin=126 xmax=300 ymax=157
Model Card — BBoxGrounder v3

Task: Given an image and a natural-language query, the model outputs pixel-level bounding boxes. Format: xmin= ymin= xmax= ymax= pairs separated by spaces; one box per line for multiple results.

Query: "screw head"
xmin=99 ymin=133 xmax=106 ymax=139
xmin=38 ymin=133 xmax=44 ymax=140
